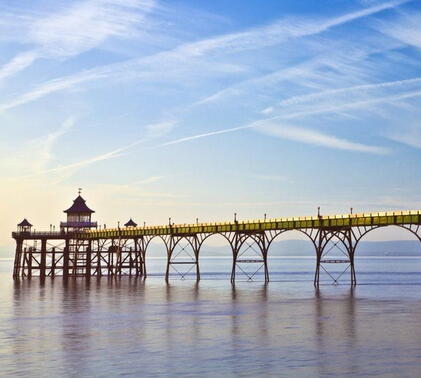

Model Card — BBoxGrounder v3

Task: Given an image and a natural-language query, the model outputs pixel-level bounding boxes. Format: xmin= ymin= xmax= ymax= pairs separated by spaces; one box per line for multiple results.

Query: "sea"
xmin=1 ymin=256 xmax=421 ymax=377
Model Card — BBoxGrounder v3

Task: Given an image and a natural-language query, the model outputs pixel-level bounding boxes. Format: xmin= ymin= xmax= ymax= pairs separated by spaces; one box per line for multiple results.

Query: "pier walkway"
xmin=12 ymin=206 xmax=421 ymax=285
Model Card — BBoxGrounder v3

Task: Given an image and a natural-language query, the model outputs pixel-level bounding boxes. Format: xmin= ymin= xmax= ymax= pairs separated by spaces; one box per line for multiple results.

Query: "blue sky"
xmin=1 ymin=0 xmax=421 ymax=249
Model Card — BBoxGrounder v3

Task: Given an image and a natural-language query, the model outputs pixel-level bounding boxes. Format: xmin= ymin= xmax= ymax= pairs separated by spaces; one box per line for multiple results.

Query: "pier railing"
xmin=12 ymin=231 xmax=74 ymax=239
xmin=12 ymin=211 xmax=421 ymax=240
xmin=83 ymin=210 xmax=421 ymax=239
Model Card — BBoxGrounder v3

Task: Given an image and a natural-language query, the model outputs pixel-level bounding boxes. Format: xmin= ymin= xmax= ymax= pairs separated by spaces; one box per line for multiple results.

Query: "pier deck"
xmin=12 ymin=209 xmax=421 ymax=285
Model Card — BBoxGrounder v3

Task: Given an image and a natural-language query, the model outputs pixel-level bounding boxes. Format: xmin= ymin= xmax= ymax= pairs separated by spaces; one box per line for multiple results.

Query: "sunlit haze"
xmin=1 ymin=0 xmax=421 ymax=254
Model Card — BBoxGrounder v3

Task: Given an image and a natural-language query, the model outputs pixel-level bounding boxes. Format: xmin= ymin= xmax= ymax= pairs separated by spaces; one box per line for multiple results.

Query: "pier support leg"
xmin=142 ymin=250 xmax=147 ymax=279
xmin=314 ymin=252 xmax=321 ymax=287
xmin=96 ymin=241 xmax=102 ymax=277
xmin=63 ymin=240 xmax=70 ymax=279
xmin=347 ymin=230 xmax=357 ymax=286
xmin=22 ymin=248 xmax=28 ymax=277
xmin=51 ymin=248 xmax=56 ymax=277
xmin=313 ymin=228 xmax=356 ymax=286
xmin=165 ymin=250 xmax=171 ymax=283
xmin=165 ymin=236 xmax=200 ymax=282
xmin=86 ymin=241 xmax=92 ymax=279
xmin=195 ymin=249 xmax=201 ymax=282
xmin=230 ymin=251 xmax=237 ymax=284
xmin=230 ymin=233 xmax=269 ymax=283
xmin=13 ymin=240 xmax=23 ymax=278
xmin=28 ymin=248 xmax=33 ymax=278
xmin=40 ymin=239 xmax=47 ymax=279
xmin=262 ymin=238 xmax=269 ymax=282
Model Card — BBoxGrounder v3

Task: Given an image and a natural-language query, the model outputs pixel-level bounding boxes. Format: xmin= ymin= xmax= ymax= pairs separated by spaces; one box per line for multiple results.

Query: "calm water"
xmin=1 ymin=257 xmax=421 ymax=377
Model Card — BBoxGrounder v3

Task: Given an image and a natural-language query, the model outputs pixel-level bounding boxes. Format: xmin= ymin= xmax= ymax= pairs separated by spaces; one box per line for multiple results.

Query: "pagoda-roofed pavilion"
xmin=64 ymin=195 xmax=95 ymax=214
xmin=124 ymin=218 xmax=138 ymax=227
xmin=17 ymin=218 xmax=32 ymax=233
xmin=60 ymin=190 xmax=97 ymax=231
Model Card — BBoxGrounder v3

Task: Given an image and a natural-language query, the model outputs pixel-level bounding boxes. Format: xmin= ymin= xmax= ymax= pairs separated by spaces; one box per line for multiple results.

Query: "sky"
xmin=1 ymin=0 xmax=421 ymax=252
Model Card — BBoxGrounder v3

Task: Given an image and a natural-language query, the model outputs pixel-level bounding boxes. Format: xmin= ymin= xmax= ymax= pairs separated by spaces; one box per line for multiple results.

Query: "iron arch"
xmin=353 ymin=225 xmax=421 ymax=254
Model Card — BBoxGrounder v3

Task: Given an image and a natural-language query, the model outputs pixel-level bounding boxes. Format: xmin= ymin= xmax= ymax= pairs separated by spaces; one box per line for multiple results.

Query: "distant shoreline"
xmin=2 ymin=256 xmax=421 ymax=262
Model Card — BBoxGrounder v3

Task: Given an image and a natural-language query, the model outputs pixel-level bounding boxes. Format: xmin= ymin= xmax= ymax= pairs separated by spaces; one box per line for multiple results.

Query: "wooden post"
xmin=22 ymin=247 xmax=28 ymax=277
xmin=28 ymin=247 xmax=33 ymax=279
xmin=63 ymin=240 xmax=70 ymax=279
xmin=13 ymin=240 xmax=23 ymax=278
xmin=96 ymin=240 xmax=102 ymax=276
xmin=40 ymin=239 xmax=47 ymax=278
xmin=86 ymin=240 xmax=92 ymax=278
xmin=129 ymin=247 xmax=133 ymax=276
xmin=51 ymin=247 xmax=56 ymax=277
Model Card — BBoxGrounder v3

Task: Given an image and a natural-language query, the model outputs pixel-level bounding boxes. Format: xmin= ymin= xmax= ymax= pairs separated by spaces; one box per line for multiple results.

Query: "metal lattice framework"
xmin=12 ymin=210 xmax=421 ymax=285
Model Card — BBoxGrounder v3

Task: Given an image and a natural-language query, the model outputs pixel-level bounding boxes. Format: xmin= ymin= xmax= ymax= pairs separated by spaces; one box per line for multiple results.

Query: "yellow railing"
xmin=81 ymin=210 xmax=421 ymax=239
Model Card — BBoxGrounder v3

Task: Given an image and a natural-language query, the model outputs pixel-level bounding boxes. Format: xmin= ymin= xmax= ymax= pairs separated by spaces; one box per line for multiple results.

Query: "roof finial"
xmin=78 ymin=188 xmax=82 ymax=196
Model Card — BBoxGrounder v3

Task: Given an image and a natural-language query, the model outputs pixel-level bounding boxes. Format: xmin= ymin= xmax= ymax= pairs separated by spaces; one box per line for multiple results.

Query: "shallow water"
xmin=1 ymin=257 xmax=421 ymax=377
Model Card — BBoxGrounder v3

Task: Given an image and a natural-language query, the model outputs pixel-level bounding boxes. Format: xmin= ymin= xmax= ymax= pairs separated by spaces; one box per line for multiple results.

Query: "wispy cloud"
xmin=0 ymin=68 xmax=108 ymax=112
xmin=261 ymin=87 xmax=421 ymax=122
xmin=156 ymin=125 xmax=249 ymax=147
xmin=16 ymin=115 xmax=384 ymax=184
xmin=387 ymin=124 xmax=421 ymax=149
xmin=172 ymin=0 xmax=410 ymax=58
xmin=276 ymin=77 xmax=421 ymax=108
xmin=377 ymin=11 xmax=421 ymax=49
xmin=9 ymin=120 xmax=176 ymax=180
xmin=256 ymin=122 xmax=389 ymax=154
xmin=156 ymin=119 xmax=387 ymax=154
xmin=0 ymin=0 xmax=409 ymax=111
xmin=36 ymin=117 xmax=76 ymax=170
xmin=0 ymin=0 xmax=156 ymax=81
xmin=0 ymin=50 xmax=39 ymax=81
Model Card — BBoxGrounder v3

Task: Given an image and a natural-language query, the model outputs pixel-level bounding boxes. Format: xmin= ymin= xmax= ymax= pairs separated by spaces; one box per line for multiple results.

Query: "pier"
xmin=12 ymin=192 xmax=421 ymax=285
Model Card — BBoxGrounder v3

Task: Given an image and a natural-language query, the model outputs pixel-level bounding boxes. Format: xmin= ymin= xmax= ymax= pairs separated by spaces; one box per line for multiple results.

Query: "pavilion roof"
xmin=64 ymin=195 xmax=95 ymax=214
xmin=18 ymin=218 xmax=32 ymax=227
xmin=124 ymin=218 xmax=138 ymax=227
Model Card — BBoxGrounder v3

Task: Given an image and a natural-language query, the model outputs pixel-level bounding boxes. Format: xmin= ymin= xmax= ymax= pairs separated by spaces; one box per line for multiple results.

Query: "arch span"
xmin=265 ymin=229 xmax=318 ymax=283
xmin=266 ymin=229 xmax=318 ymax=253
xmin=351 ymin=225 xmax=421 ymax=284
xmin=353 ymin=225 xmax=421 ymax=253
xmin=143 ymin=235 xmax=171 ymax=279
xmin=198 ymin=232 xmax=235 ymax=250
xmin=198 ymin=233 xmax=234 ymax=280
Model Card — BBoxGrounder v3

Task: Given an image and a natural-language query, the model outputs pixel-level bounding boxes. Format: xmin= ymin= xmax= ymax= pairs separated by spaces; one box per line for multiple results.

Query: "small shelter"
xmin=124 ymin=218 xmax=138 ymax=227
xmin=17 ymin=219 xmax=32 ymax=233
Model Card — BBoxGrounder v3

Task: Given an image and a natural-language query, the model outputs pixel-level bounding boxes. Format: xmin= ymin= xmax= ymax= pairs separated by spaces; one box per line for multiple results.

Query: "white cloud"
xmin=277 ymin=77 xmax=421 ymax=107
xmin=0 ymin=50 xmax=39 ymax=81
xmin=262 ymin=87 xmax=421 ymax=122
xmin=0 ymin=0 xmax=409 ymax=110
xmin=154 ymin=118 xmax=387 ymax=154
xmin=388 ymin=125 xmax=421 ymax=149
xmin=377 ymin=11 xmax=421 ymax=49
xmin=255 ymin=122 xmax=389 ymax=154
xmin=0 ymin=0 xmax=157 ymax=81
xmin=7 ymin=120 xmax=177 ymax=180
xmin=36 ymin=117 xmax=77 ymax=170
xmin=172 ymin=0 xmax=410 ymax=58
xmin=30 ymin=0 xmax=155 ymax=57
